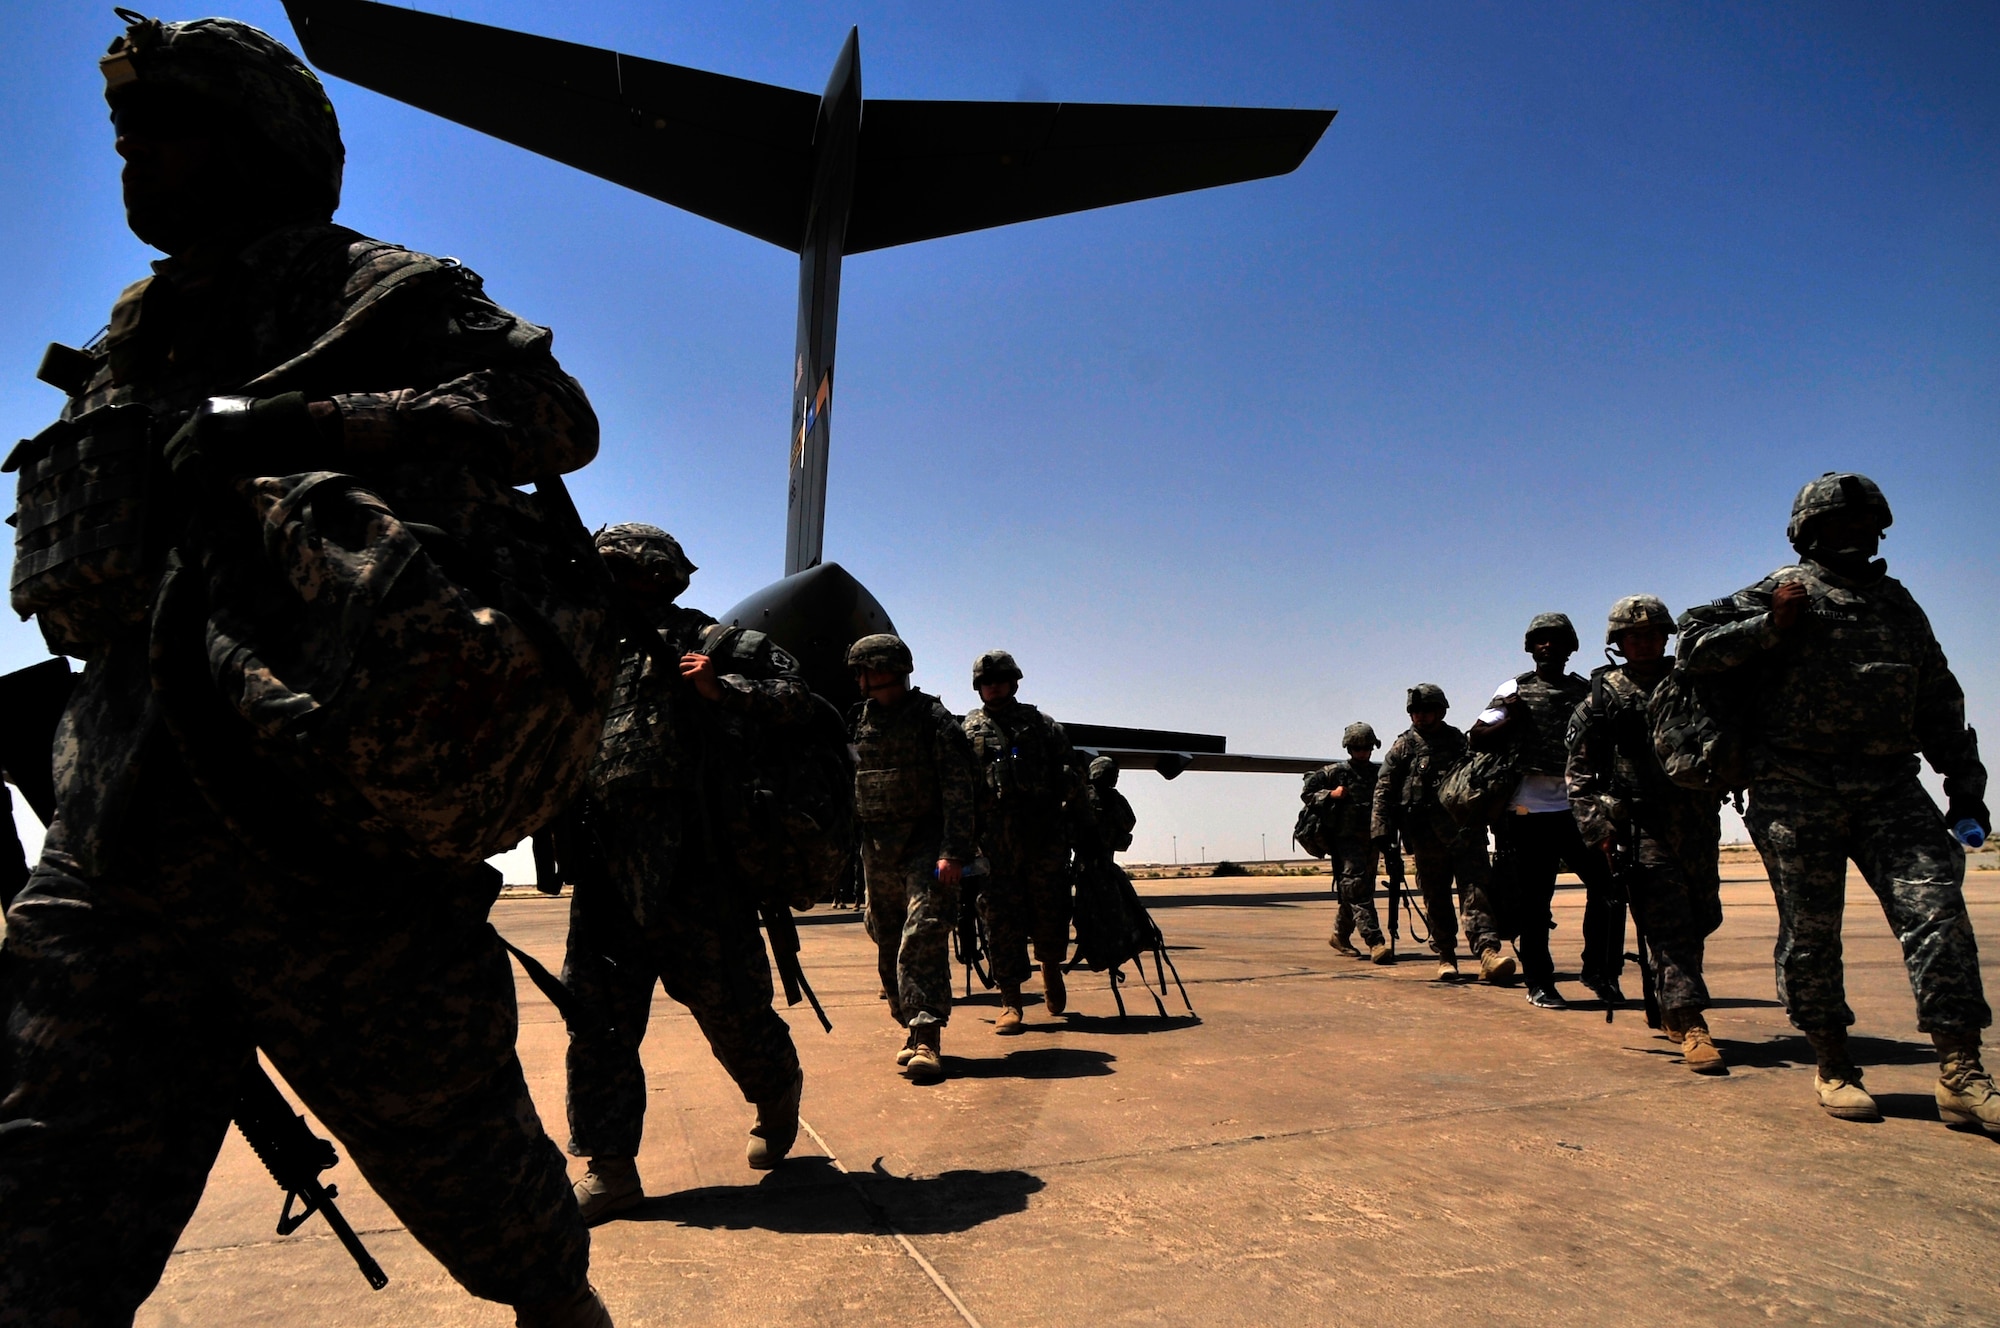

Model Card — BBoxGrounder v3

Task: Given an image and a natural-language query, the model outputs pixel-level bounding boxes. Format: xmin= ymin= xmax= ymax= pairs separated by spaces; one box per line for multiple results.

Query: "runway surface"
xmin=139 ymin=861 xmax=2000 ymax=1327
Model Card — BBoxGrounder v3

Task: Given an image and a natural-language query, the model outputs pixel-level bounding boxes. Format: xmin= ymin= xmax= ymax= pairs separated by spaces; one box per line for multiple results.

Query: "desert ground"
xmin=139 ymin=851 xmax=2000 ymax=1327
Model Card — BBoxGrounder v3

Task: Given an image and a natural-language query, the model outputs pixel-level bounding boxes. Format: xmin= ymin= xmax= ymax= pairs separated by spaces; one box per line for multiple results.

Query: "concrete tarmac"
xmin=139 ymin=862 xmax=2000 ymax=1327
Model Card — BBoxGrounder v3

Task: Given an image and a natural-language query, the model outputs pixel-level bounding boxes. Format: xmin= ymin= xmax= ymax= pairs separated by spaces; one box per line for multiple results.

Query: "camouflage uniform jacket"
xmin=586 ymin=606 xmax=812 ymax=796
xmin=1372 ymin=724 xmax=1471 ymax=844
xmin=1565 ymin=658 xmax=1720 ymax=867
xmin=850 ymin=689 xmax=977 ymax=862
xmin=1678 ymin=559 xmax=1987 ymax=805
xmin=964 ymin=699 xmax=1087 ymax=848
xmin=1303 ymin=758 xmax=1377 ymax=842
xmin=44 ymin=223 xmax=597 ymax=870
xmin=1086 ymin=783 xmax=1137 ymax=853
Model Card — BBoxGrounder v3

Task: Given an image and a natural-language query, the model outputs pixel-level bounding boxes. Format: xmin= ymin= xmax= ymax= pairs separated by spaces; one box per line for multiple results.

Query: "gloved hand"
xmin=164 ymin=392 xmax=337 ymax=480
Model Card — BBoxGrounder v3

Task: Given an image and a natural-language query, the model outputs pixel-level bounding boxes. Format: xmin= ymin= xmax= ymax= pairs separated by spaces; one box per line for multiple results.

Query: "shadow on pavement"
xmin=1024 ymin=1012 xmax=1201 ymax=1036
xmin=941 ymin=1046 xmax=1115 ymax=1079
xmin=629 ymin=1159 xmax=1044 ymax=1235
xmin=1718 ymin=1032 xmax=1939 ymax=1070
xmin=1141 ymin=889 xmax=1326 ymax=910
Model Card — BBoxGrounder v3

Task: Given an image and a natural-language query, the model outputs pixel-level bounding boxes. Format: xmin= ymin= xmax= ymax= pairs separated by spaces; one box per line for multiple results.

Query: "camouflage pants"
xmin=1746 ymin=775 xmax=1989 ymax=1034
xmin=1331 ymin=838 xmax=1385 ymax=947
xmin=1403 ymin=822 xmax=1493 ymax=959
xmin=562 ymin=792 xmax=800 ymax=1160
xmin=1624 ymin=826 xmax=1723 ymax=1016
xmin=861 ymin=821 xmax=958 ymax=1027
xmin=0 ymin=757 xmax=588 ymax=1323
xmin=1489 ymin=811 xmax=1624 ymax=988
xmin=980 ymin=838 xmax=1072 ymax=988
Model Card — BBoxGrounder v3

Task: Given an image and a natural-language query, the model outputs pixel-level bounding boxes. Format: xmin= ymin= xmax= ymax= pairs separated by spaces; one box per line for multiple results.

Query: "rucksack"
xmin=1648 ymin=657 xmax=1753 ymax=796
xmin=1439 ymin=745 xmax=1520 ymax=827
xmin=699 ymin=623 xmax=856 ymax=910
xmin=1292 ymin=801 xmax=1329 ymax=858
xmin=1069 ymin=855 xmax=1194 ymax=1019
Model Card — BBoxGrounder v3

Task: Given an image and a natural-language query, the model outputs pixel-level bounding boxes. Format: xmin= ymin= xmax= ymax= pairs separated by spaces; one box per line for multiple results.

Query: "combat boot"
xmin=747 ymin=1067 xmax=803 ymax=1169
xmin=1369 ymin=941 xmax=1395 ymax=965
xmin=1042 ymin=961 xmax=1068 ymax=1016
xmin=904 ymin=1024 xmax=944 ymax=1083
xmin=572 ymin=1156 xmax=642 ymax=1225
xmin=515 ymin=1282 xmax=615 ymax=1328
xmin=1329 ymin=931 xmax=1361 ymax=958
xmin=1805 ymin=1027 xmax=1879 ymax=1121
xmin=1933 ymin=1032 xmax=2000 ymax=1134
xmin=1666 ymin=1011 xmax=1726 ymax=1075
xmin=996 ymin=984 xmax=1026 ymax=1035
xmin=1478 ymin=948 xmax=1518 ymax=985
xmin=896 ymin=1029 xmax=919 ymax=1066
xmin=1435 ymin=956 xmax=1457 ymax=981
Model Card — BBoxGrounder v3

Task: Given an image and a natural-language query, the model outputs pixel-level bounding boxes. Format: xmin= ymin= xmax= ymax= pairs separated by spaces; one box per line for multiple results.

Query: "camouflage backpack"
xmin=1648 ymin=603 xmax=1755 ymax=795
xmin=699 ymin=623 xmax=856 ymax=910
xmin=1439 ymin=745 xmax=1520 ymax=827
xmin=1292 ymin=800 xmax=1329 ymax=859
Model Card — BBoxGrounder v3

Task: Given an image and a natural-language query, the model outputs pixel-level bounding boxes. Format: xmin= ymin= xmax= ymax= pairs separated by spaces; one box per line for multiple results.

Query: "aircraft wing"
xmin=1065 ymin=724 xmax=1330 ymax=780
xmin=282 ymin=0 xmax=1334 ymax=254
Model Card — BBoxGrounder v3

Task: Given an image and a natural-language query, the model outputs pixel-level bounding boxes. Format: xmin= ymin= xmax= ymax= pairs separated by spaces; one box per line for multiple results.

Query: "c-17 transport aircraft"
xmin=283 ymin=0 xmax=1337 ymax=779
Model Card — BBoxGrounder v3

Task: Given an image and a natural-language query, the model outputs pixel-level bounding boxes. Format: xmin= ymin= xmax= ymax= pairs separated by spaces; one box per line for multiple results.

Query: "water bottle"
xmin=1953 ymin=818 xmax=1986 ymax=849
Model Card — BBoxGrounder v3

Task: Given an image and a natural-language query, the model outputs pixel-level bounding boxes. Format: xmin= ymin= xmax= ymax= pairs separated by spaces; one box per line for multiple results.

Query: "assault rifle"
xmin=234 ymin=1064 xmax=388 ymax=1291
xmin=1381 ymin=837 xmax=1408 ymax=943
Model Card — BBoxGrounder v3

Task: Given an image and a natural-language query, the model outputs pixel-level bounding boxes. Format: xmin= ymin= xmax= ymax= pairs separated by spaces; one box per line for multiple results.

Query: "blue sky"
xmin=2 ymin=2 xmax=1995 ymax=868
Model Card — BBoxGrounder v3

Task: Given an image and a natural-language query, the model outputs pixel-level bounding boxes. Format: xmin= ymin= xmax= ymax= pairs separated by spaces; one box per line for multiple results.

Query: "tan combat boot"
xmin=1330 ymin=931 xmax=1361 ymax=958
xmin=1369 ymin=941 xmax=1395 ymax=965
xmin=1435 ymin=955 xmax=1459 ymax=982
xmin=1933 ymin=1032 xmax=2000 ymax=1134
xmin=1042 ymin=961 xmax=1068 ymax=1016
xmin=1667 ymin=1011 xmax=1727 ymax=1075
xmin=515 ymin=1282 xmax=615 ymax=1328
xmin=747 ymin=1067 xmax=803 ymax=1169
xmin=904 ymin=1024 xmax=945 ymax=1083
xmin=572 ymin=1156 xmax=642 ymax=1225
xmin=1478 ymin=948 xmax=1518 ymax=985
xmin=996 ymin=983 xmax=1026 ymax=1035
xmin=1805 ymin=1028 xmax=1879 ymax=1121
xmin=896 ymin=1029 xmax=919 ymax=1066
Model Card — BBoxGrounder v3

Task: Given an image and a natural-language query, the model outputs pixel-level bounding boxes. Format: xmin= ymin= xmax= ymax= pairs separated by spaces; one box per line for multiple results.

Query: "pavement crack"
xmin=797 ymin=1116 xmax=987 ymax=1328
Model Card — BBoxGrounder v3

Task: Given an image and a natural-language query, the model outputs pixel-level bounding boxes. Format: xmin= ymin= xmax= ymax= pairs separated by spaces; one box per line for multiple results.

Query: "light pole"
xmin=1261 ymin=832 xmax=1267 ymax=862
xmin=1172 ymin=834 xmax=1178 ymax=865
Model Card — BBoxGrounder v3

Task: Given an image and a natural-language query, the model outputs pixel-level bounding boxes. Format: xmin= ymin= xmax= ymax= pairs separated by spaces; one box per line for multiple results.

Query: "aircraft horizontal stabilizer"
xmin=846 ymin=101 xmax=1334 ymax=253
xmin=282 ymin=1 xmax=1334 ymax=254
xmin=283 ymin=0 xmax=819 ymax=248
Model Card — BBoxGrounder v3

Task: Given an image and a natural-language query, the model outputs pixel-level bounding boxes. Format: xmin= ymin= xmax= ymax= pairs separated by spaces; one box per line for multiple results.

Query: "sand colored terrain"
xmin=139 ymin=863 xmax=1999 ymax=1328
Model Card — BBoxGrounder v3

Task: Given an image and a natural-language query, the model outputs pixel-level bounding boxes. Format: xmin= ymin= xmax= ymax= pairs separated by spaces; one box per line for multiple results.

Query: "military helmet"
xmin=1406 ymin=683 xmax=1448 ymax=713
xmin=1341 ymin=721 xmax=1380 ymax=751
xmin=594 ymin=523 xmax=696 ymax=599
xmin=1523 ymin=611 xmax=1579 ymax=654
xmin=972 ymin=649 xmax=1023 ymax=688
xmin=102 ymin=11 xmax=344 ymax=217
xmin=1786 ymin=472 xmax=1894 ymax=544
xmin=847 ymin=633 xmax=913 ymax=675
xmin=1088 ymin=755 xmax=1119 ymax=787
xmin=1605 ymin=595 xmax=1675 ymax=645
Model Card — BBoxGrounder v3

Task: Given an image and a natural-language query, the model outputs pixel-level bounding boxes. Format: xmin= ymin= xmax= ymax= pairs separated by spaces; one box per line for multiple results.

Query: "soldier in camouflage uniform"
xmin=1304 ymin=722 xmax=1393 ymax=964
xmin=563 ymin=526 xmax=811 ymax=1223
xmin=1679 ymin=474 xmax=1998 ymax=1129
xmin=0 ymin=17 xmax=611 ymax=1325
xmin=1471 ymin=613 xmax=1623 ymax=1009
xmin=848 ymin=635 xmax=977 ymax=1081
xmin=1373 ymin=686 xmax=1511 ymax=983
xmin=1567 ymin=597 xmax=1727 ymax=1072
xmin=964 ymin=651 xmax=1087 ymax=1032
xmin=1085 ymin=755 xmax=1137 ymax=854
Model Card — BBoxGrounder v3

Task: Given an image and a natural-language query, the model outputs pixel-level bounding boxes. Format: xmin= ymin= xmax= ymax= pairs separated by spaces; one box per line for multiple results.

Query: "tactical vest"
xmin=852 ymin=689 xmax=948 ymax=823
xmin=966 ymin=700 xmax=1064 ymax=812
xmin=1512 ymin=669 xmax=1589 ymax=775
xmin=1395 ymin=725 xmax=1466 ymax=811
